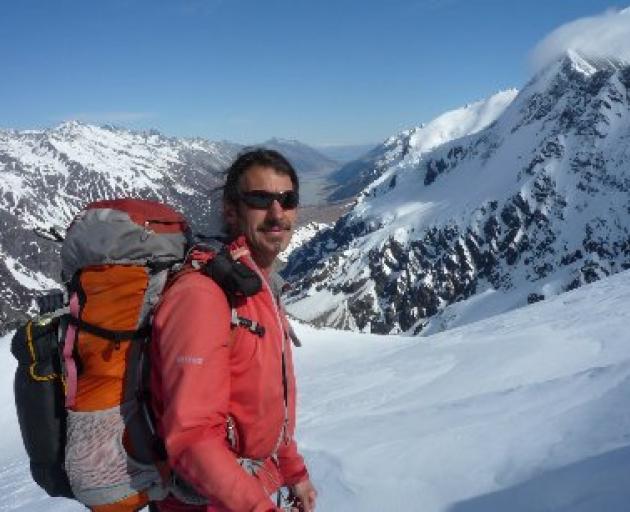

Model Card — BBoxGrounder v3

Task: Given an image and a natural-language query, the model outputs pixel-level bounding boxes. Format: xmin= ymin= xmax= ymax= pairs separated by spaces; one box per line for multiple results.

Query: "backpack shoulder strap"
xmin=171 ymin=241 xmax=263 ymax=302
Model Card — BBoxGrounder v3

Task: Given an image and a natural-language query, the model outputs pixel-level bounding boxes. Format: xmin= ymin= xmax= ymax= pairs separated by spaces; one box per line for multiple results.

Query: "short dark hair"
xmin=223 ymin=148 xmax=299 ymax=204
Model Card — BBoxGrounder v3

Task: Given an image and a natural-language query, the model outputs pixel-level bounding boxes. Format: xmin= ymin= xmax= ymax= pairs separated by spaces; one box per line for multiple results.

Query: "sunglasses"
xmin=238 ymin=189 xmax=299 ymax=210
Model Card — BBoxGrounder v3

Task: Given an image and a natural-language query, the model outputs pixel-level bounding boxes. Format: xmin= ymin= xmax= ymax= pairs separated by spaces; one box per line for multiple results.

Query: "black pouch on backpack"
xmin=203 ymin=249 xmax=263 ymax=298
xmin=11 ymin=316 xmax=74 ymax=499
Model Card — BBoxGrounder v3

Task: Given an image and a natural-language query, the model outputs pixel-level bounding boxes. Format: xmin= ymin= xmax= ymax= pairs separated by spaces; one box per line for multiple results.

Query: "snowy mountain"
xmin=3 ymin=266 xmax=630 ymax=511
xmin=0 ymin=122 xmax=339 ymax=333
xmin=326 ymin=89 xmax=518 ymax=201
xmin=0 ymin=121 xmax=241 ymax=225
xmin=283 ymin=51 xmax=630 ymax=334
xmin=0 ymin=121 xmax=242 ymax=331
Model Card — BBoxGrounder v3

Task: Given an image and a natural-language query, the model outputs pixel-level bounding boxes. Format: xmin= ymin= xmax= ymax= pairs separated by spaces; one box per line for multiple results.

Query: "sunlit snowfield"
xmin=3 ymin=270 xmax=630 ymax=511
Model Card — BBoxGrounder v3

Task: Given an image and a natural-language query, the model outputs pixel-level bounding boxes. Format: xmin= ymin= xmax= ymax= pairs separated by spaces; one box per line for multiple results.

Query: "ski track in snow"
xmin=2 ymin=270 xmax=630 ymax=510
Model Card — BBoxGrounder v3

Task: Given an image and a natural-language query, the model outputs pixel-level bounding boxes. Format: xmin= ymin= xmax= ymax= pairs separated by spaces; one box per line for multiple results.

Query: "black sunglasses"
xmin=238 ymin=189 xmax=299 ymax=210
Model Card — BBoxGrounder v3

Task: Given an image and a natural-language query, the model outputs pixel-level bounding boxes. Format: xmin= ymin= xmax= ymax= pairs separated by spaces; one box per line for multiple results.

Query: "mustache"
xmin=258 ymin=220 xmax=292 ymax=231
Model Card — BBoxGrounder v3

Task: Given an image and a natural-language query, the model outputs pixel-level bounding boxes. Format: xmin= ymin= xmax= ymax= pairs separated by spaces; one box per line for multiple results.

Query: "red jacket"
xmin=151 ymin=239 xmax=308 ymax=511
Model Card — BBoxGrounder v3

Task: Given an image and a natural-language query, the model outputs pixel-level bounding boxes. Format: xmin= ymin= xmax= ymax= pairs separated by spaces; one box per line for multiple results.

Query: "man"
xmin=150 ymin=149 xmax=317 ymax=512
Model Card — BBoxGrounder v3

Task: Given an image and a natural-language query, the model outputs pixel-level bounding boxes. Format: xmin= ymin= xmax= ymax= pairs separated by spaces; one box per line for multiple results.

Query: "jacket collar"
xmin=229 ymin=235 xmax=288 ymax=298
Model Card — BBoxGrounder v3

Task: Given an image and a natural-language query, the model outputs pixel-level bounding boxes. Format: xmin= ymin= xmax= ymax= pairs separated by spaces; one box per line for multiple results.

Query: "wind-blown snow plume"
xmin=531 ymin=7 xmax=630 ymax=72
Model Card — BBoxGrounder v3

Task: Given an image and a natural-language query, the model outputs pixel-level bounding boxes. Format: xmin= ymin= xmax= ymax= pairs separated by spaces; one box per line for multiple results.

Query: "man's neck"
xmin=251 ymin=254 xmax=275 ymax=276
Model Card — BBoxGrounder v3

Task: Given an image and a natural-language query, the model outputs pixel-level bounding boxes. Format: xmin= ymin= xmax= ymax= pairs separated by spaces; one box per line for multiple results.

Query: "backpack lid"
xmin=61 ymin=199 xmax=191 ymax=281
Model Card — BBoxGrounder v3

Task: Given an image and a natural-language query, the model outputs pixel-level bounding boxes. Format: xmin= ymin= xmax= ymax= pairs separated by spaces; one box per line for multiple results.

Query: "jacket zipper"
xmin=245 ymin=255 xmax=290 ymax=456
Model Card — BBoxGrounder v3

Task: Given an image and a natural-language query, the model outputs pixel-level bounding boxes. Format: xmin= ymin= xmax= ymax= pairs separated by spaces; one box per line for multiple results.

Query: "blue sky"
xmin=0 ymin=0 xmax=623 ymax=145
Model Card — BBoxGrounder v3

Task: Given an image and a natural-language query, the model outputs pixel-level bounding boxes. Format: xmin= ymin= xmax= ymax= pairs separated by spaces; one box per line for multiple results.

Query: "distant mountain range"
xmin=283 ymin=51 xmax=630 ymax=335
xmin=260 ymin=137 xmax=342 ymax=206
xmin=314 ymin=143 xmax=378 ymax=163
xmin=262 ymin=137 xmax=340 ymax=177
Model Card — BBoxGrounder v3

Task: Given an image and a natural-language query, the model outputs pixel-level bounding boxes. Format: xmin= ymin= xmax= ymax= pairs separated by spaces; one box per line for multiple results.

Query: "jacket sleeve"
xmin=153 ymin=278 xmax=279 ymax=512
xmin=276 ymin=439 xmax=309 ymax=486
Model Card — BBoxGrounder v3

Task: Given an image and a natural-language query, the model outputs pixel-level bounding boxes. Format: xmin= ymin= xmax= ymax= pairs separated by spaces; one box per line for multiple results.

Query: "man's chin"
xmin=267 ymin=239 xmax=286 ymax=255
xmin=252 ymin=235 xmax=288 ymax=261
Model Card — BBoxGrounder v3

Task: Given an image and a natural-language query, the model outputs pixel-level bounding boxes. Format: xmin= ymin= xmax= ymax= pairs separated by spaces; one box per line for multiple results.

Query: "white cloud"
xmin=530 ymin=7 xmax=630 ymax=73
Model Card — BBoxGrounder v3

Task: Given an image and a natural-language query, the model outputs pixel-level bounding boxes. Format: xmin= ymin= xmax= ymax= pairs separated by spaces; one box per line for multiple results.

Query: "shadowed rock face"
xmin=0 ymin=208 xmax=60 ymax=331
xmin=283 ymin=54 xmax=630 ymax=335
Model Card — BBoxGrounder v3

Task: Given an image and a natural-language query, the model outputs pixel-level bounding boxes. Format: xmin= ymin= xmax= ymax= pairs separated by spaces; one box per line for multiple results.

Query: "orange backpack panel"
xmin=74 ymin=265 xmax=149 ymax=412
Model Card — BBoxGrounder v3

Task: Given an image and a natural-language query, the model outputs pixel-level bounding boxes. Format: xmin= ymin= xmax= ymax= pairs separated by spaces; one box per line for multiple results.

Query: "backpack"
xmin=11 ymin=198 xmax=263 ymax=511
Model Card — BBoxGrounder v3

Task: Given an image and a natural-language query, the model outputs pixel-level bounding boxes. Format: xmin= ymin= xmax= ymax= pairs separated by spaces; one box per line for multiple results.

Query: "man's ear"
xmin=223 ymin=200 xmax=238 ymax=234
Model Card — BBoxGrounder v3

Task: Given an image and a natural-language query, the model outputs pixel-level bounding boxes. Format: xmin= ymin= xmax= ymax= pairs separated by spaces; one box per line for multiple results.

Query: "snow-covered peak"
xmin=564 ymin=49 xmax=628 ymax=75
xmin=565 ymin=49 xmax=598 ymax=76
xmin=386 ymin=89 xmax=518 ymax=161
xmin=54 ymin=119 xmax=89 ymax=132
xmin=404 ymin=89 xmax=518 ymax=159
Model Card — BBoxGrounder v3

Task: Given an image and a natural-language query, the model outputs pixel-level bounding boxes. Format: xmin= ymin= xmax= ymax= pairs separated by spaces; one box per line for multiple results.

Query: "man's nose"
xmin=267 ymin=198 xmax=284 ymax=217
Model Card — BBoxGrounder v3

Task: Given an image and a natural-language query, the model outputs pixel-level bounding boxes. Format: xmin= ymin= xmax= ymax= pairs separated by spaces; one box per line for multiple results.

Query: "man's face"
xmin=224 ymin=165 xmax=298 ymax=269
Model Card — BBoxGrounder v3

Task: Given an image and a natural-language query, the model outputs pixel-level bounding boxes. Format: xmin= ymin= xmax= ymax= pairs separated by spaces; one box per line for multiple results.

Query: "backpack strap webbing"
xmin=67 ymin=317 xmax=150 ymax=344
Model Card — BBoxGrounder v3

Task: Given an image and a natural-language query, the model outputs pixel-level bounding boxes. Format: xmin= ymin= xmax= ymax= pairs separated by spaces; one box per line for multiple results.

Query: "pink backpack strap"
xmin=63 ymin=292 xmax=80 ymax=409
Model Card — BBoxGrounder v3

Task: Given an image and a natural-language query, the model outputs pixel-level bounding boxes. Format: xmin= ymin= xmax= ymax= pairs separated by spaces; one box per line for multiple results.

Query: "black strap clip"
xmin=230 ymin=309 xmax=265 ymax=337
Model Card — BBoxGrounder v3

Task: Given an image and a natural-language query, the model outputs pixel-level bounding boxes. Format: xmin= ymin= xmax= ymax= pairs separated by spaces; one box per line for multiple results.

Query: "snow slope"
xmin=2 ymin=269 xmax=630 ymax=511
xmin=295 ymin=269 xmax=630 ymax=511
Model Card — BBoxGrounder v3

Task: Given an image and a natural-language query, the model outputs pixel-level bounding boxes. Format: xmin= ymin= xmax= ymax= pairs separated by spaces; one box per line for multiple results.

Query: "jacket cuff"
xmin=282 ymin=466 xmax=309 ymax=487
